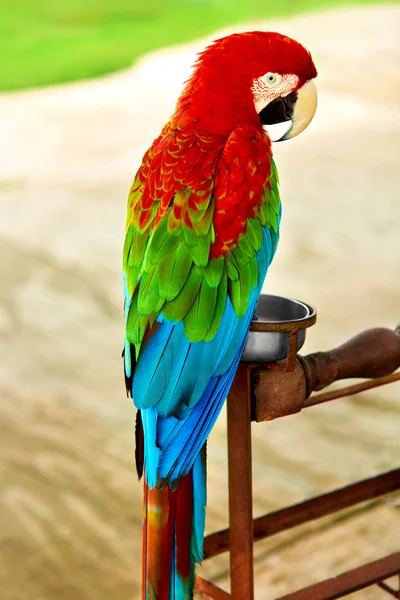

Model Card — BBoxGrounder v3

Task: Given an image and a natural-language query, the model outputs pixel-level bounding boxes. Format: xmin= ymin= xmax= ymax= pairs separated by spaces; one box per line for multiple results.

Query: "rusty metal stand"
xmin=227 ymin=364 xmax=254 ymax=600
xmin=195 ymin=325 xmax=400 ymax=599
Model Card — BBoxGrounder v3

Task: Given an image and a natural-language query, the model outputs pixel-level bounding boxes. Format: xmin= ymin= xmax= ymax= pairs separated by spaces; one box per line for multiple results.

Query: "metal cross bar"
xmin=305 ymin=372 xmax=400 ymax=407
xmin=378 ymin=579 xmax=400 ymax=598
xmin=195 ymin=555 xmax=400 ymax=600
xmin=274 ymin=553 xmax=400 ymax=600
xmin=202 ymin=468 xmax=400 ymax=560
xmin=195 ymin=577 xmax=231 ymax=600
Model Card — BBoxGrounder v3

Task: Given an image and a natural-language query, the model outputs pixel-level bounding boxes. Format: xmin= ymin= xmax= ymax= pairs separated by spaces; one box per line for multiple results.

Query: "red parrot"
xmin=123 ymin=31 xmax=317 ymax=599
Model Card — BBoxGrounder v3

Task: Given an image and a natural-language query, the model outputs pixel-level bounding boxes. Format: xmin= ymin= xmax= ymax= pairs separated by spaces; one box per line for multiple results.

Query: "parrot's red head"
xmin=175 ymin=31 xmax=317 ymax=138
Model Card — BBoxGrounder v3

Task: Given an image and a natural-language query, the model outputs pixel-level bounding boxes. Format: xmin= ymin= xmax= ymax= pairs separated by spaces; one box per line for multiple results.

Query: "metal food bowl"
xmin=241 ymin=294 xmax=316 ymax=363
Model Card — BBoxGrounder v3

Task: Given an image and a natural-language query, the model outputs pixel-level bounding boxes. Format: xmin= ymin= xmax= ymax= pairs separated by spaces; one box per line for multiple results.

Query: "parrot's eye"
xmin=265 ymin=73 xmax=280 ymax=85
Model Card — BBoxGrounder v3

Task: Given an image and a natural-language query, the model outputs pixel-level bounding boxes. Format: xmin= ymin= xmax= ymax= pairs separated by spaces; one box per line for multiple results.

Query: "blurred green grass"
xmin=0 ymin=0 xmax=377 ymax=91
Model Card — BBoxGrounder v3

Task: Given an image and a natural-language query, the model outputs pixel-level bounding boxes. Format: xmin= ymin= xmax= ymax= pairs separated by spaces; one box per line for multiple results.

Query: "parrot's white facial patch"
xmin=252 ymin=72 xmax=299 ymax=114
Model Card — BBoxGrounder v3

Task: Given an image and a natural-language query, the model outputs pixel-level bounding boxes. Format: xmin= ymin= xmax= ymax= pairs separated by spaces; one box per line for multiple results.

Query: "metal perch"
xmin=195 ymin=295 xmax=400 ymax=599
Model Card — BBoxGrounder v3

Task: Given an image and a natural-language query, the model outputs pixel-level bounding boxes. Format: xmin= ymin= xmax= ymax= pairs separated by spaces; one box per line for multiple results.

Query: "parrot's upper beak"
xmin=258 ymin=79 xmax=317 ymax=142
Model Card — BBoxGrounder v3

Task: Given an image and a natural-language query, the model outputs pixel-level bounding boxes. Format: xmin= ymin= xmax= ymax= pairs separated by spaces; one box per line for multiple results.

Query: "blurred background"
xmin=0 ymin=1 xmax=399 ymax=599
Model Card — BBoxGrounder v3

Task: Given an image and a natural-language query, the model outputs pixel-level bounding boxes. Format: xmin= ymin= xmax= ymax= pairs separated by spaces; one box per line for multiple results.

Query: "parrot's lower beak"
xmin=258 ymin=79 xmax=317 ymax=142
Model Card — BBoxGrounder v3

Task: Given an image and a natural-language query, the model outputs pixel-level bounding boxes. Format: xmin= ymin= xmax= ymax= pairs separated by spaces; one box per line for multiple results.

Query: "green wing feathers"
xmin=124 ymin=213 xmax=222 ymax=356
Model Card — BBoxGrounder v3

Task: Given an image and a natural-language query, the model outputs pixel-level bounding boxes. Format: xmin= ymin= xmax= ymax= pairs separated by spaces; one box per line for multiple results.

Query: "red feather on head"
xmin=173 ymin=32 xmax=317 ymax=135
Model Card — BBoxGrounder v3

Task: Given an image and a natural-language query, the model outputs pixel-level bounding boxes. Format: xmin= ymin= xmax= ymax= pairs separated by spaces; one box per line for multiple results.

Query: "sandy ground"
xmin=0 ymin=4 xmax=399 ymax=599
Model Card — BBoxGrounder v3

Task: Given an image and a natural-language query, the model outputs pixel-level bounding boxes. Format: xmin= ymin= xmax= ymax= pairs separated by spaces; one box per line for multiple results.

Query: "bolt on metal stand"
xmin=195 ymin=316 xmax=400 ymax=600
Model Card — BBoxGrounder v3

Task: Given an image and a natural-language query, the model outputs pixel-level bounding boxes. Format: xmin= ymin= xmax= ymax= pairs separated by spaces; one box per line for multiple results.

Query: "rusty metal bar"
xmin=254 ymin=327 xmax=400 ymax=422
xmin=195 ymin=577 xmax=231 ymax=600
xmin=227 ymin=362 xmax=254 ymax=600
xmin=378 ymin=580 xmax=400 ymax=598
xmin=203 ymin=468 xmax=400 ymax=560
xmin=264 ymin=330 xmax=300 ymax=373
xmin=274 ymin=553 xmax=400 ymax=600
xmin=304 ymin=372 xmax=400 ymax=407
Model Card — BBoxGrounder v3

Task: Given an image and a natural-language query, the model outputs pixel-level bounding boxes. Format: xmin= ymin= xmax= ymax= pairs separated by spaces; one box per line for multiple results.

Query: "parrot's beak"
xmin=258 ymin=79 xmax=317 ymax=142
xmin=278 ymin=79 xmax=317 ymax=141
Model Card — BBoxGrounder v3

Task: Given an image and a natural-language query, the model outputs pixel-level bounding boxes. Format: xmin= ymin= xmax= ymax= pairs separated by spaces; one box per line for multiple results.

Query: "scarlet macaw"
xmin=123 ymin=31 xmax=317 ymax=599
